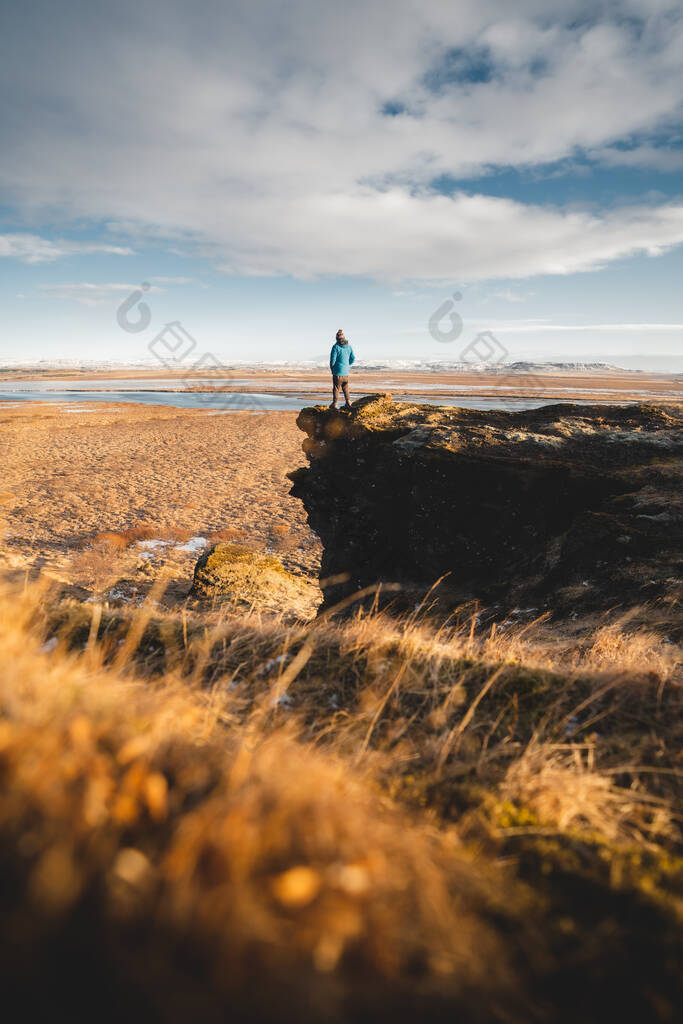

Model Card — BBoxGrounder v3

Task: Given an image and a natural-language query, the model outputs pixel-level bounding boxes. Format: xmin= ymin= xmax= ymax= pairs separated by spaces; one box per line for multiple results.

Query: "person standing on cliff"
xmin=329 ymin=329 xmax=355 ymax=410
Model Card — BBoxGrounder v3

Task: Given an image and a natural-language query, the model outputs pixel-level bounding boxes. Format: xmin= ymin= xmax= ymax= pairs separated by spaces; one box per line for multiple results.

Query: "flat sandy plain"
xmin=1 ymin=366 xmax=681 ymax=615
xmin=0 ymin=402 xmax=320 ymax=612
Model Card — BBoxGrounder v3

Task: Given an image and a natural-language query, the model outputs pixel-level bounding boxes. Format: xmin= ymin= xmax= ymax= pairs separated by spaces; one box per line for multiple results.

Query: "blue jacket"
xmin=330 ymin=341 xmax=355 ymax=375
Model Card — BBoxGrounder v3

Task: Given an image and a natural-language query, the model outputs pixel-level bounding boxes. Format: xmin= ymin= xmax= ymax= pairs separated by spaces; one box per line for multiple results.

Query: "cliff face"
xmin=290 ymin=395 xmax=683 ymax=626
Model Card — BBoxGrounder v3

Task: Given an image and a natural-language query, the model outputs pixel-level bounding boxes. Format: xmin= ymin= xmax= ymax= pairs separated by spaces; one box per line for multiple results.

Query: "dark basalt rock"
xmin=289 ymin=395 xmax=683 ymax=626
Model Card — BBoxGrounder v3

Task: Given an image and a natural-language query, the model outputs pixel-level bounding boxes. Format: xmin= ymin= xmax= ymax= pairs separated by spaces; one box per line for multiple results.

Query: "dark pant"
xmin=332 ymin=374 xmax=350 ymax=405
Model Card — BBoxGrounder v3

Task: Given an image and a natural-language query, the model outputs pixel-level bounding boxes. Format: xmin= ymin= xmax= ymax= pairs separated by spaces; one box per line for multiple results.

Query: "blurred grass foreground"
xmin=0 ymin=577 xmax=681 ymax=1023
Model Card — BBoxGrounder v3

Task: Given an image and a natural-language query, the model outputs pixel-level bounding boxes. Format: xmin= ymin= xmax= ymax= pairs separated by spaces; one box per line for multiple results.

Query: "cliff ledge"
xmin=290 ymin=395 xmax=683 ymax=627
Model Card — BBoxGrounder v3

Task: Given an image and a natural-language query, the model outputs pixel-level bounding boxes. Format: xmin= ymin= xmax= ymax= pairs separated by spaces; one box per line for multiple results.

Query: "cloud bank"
xmin=0 ymin=234 xmax=133 ymax=264
xmin=38 ymin=282 xmax=162 ymax=306
xmin=1 ymin=0 xmax=683 ymax=282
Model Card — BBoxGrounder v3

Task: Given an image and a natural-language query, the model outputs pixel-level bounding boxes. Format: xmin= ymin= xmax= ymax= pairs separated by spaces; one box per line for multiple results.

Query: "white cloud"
xmin=207 ymin=191 xmax=683 ymax=282
xmin=493 ymin=321 xmax=683 ymax=333
xmin=148 ymin=276 xmax=197 ymax=284
xmin=39 ymin=282 xmax=162 ymax=306
xmin=0 ymin=234 xmax=134 ymax=264
xmin=1 ymin=2 xmax=683 ymax=281
xmin=595 ymin=145 xmax=683 ymax=173
xmin=492 ymin=288 xmax=534 ymax=302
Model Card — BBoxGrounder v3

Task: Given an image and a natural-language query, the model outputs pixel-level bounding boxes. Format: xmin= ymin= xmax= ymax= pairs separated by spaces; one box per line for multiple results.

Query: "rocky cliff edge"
xmin=289 ymin=394 xmax=683 ymax=629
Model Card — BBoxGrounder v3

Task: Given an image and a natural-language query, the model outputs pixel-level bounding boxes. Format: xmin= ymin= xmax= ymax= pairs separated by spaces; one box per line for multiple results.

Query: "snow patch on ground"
xmin=258 ymin=652 xmax=291 ymax=676
xmin=176 ymin=536 xmax=208 ymax=553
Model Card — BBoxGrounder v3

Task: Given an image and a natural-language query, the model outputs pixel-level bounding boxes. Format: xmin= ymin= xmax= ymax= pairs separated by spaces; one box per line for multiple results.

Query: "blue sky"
xmin=1 ymin=1 xmax=682 ymax=369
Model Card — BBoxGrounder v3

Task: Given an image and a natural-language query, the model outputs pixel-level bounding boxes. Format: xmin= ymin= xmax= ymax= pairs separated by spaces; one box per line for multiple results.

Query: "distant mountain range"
xmin=351 ymin=360 xmax=633 ymax=374
xmin=0 ymin=358 xmax=640 ymax=374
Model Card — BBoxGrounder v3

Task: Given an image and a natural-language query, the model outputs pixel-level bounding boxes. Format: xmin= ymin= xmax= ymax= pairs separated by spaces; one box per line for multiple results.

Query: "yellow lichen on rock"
xmin=191 ymin=542 xmax=316 ymax=616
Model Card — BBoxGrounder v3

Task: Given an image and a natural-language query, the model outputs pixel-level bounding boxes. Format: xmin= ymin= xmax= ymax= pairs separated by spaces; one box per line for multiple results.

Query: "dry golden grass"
xmin=577 ymin=620 xmax=682 ymax=681
xmin=501 ymin=742 xmax=676 ymax=845
xmin=33 ymin=589 xmax=683 ymax=844
xmin=88 ymin=523 xmax=193 ymax=551
xmin=70 ymin=543 xmax=129 ymax=593
xmin=1 ymin=580 xmax=682 ymax=1021
xmin=206 ymin=526 xmax=249 ymax=545
xmin=91 ymin=530 xmax=130 ymax=553
xmin=268 ymin=522 xmax=298 ymax=554
xmin=0 ymin=582 xmax=521 ymax=1020
xmin=70 ymin=524 xmax=203 ymax=597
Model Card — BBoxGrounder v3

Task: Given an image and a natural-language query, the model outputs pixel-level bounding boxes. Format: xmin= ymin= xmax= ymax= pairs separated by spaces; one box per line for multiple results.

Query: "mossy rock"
xmin=191 ymin=543 xmax=317 ymax=616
